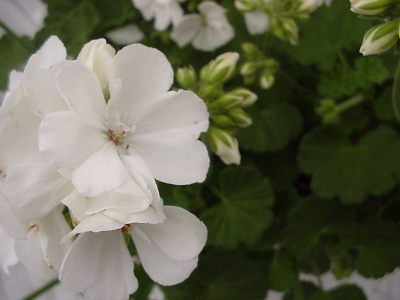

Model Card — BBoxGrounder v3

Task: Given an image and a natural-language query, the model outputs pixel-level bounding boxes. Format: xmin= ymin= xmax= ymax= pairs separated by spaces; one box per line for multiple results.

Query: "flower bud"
xmin=78 ymin=39 xmax=116 ymax=98
xmin=208 ymin=127 xmax=241 ymax=165
xmin=211 ymin=114 xmax=236 ymax=127
xmin=241 ymin=42 xmax=263 ymax=60
xmin=200 ymin=52 xmax=239 ymax=84
xmin=259 ymin=71 xmax=275 ymax=89
xmin=176 ymin=66 xmax=197 ymax=90
xmin=270 ymin=17 xmax=299 ymax=45
xmin=235 ymin=0 xmax=258 ymax=12
xmin=359 ymin=19 xmax=399 ymax=55
xmin=228 ymin=87 xmax=258 ymax=107
xmin=350 ymin=0 xmax=394 ymax=16
xmin=299 ymin=0 xmax=323 ymax=13
xmin=240 ymin=62 xmax=258 ymax=75
xmin=228 ymin=108 xmax=253 ymax=127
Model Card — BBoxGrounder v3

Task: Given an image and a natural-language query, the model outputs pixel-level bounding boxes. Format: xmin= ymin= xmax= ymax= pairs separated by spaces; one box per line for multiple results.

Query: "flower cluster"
xmin=234 ymin=0 xmax=331 ymax=45
xmin=176 ymin=52 xmax=258 ymax=165
xmin=0 ymin=36 xmax=210 ymax=300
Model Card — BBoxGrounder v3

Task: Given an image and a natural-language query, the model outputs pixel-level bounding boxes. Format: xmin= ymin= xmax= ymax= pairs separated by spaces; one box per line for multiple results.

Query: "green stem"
xmin=207 ymin=184 xmax=228 ymax=203
xmin=22 ymin=279 xmax=59 ymax=300
xmin=0 ymin=21 xmax=34 ymax=52
xmin=336 ymin=94 xmax=364 ymax=113
xmin=293 ymin=279 xmax=305 ymax=300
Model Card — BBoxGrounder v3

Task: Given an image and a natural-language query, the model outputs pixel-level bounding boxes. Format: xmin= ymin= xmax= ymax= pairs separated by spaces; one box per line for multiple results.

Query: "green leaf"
xmin=281 ymin=0 xmax=373 ymax=71
xmin=374 ymin=86 xmax=397 ymax=121
xmin=324 ymin=284 xmax=367 ymax=300
xmin=200 ymin=166 xmax=275 ymax=249
xmin=392 ymin=57 xmax=400 ymax=122
xmin=298 ymin=125 xmax=400 ymax=204
xmin=339 ymin=221 xmax=400 ymax=278
xmin=0 ymin=35 xmax=34 ymax=89
xmin=283 ymin=197 xmax=351 ymax=259
xmin=268 ymin=251 xmax=299 ymax=291
xmin=237 ymin=102 xmax=303 ymax=152
xmin=162 ymin=250 xmax=267 ymax=300
xmin=318 ymin=56 xmax=389 ymax=99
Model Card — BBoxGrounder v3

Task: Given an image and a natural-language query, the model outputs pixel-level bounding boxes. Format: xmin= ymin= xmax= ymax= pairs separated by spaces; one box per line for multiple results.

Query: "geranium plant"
xmin=1 ymin=0 xmax=400 ymax=300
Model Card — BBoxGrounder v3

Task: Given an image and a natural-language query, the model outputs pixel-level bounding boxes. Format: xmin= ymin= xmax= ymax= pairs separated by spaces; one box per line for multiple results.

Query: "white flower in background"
xmin=132 ymin=0 xmax=183 ymax=31
xmin=244 ymin=10 xmax=269 ymax=35
xmin=39 ymin=42 xmax=209 ymax=199
xmin=299 ymin=0 xmax=323 ymax=13
xmin=59 ymin=206 xmax=207 ymax=300
xmin=171 ymin=1 xmax=235 ymax=51
xmin=0 ymin=0 xmax=47 ymax=39
xmin=106 ymin=24 xmax=144 ymax=46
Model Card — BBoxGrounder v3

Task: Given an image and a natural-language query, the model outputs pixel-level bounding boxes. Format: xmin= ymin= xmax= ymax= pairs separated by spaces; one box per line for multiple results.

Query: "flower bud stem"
xmin=22 ymin=279 xmax=60 ymax=300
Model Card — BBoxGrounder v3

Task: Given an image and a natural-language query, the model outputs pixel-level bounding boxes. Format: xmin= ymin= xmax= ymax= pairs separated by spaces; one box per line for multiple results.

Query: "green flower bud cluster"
xmin=350 ymin=0 xmax=400 ymax=55
xmin=240 ymin=43 xmax=279 ymax=89
xmin=176 ymin=52 xmax=259 ymax=164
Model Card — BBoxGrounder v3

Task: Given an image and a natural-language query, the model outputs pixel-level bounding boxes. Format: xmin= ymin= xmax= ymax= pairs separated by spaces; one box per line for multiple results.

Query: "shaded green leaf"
xmin=268 ymin=251 xmax=298 ymax=291
xmin=237 ymin=102 xmax=303 ymax=152
xmin=200 ymin=166 xmax=275 ymax=249
xmin=298 ymin=125 xmax=400 ymax=204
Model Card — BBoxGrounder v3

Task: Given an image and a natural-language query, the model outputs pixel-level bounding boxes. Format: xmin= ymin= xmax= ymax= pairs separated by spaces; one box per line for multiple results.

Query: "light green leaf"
xmin=200 ymin=166 xmax=275 ymax=249
xmin=298 ymin=125 xmax=400 ymax=204
xmin=237 ymin=102 xmax=303 ymax=152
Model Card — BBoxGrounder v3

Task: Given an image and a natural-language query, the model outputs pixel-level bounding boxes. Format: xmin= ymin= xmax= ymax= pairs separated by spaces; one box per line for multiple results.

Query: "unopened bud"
xmin=241 ymin=42 xmax=263 ymax=60
xmin=211 ymin=114 xmax=236 ymax=127
xmin=234 ymin=0 xmax=258 ymax=12
xmin=176 ymin=66 xmax=197 ymax=89
xmin=259 ymin=71 xmax=275 ymax=89
xmin=228 ymin=108 xmax=253 ymax=127
xmin=208 ymin=127 xmax=241 ymax=165
xmin=240 ymin=62 xmax=258 ymax=75
xmin=228 ymin=87 xmax=258 ymax=107
xmin=350 ymin=0 xmax=394 ymax=16
xmin=360 ymin=19 xmax=399 ymax=55
xmin=200 ymin=52 xmax=239 ymax=83
xmin=299 ymin=0 xmax=323 ymax=13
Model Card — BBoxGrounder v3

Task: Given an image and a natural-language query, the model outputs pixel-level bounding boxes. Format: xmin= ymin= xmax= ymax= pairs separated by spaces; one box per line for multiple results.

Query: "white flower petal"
xmin=60 ymin=231 xmax=138 ymax=300
xmin=56 ymin=61 xmax=107 ymax=130
xmin=39 ymin=206 xmax=73 ymax=272
xmin=108 ymin=43 xmax=174 ymax=126
xmin=0 ymin=0 xmax=47 ymax=39
xmin=3 ymin=163 xmax=73 ymax=223
xmin=135 ymin=90 xmax=209 ymax=139
xmin=62 ymin=214 xmax=124 ymax=243
xmin=131 ymin=226 xmax=199 ymax=286
xmin=0 ymin=226 xmax=18 ymax=274
xmin=170 ymin=14 xmax=201 ymax=47
xmin=103 ymin=205 xmax=165 ymax=225
xmin=85 ymin=193 xmax=151 ymax=215
xmin=22 ymin=65 xmax=69 ymax=118
xmin=39 ymin=110 xmax=109 ymax=170
xmin=193 ymin=25 xmax=234 ymax=51
xmin=24 ymin=36 xmax=66 ymax=74
xmin=0 ymin=189 xmax=26 ymax=239
xmin=105 ymin=24 xmax=144 ymax=45
xmin=72 ymin=142 xmax=129 ymax=197
xmin=137 ymin=206 xmax=207 ymax=261
xmin=244 ymin=10 xmax=269 ymax=35
xmin=0 ymin=99 xmax=43 ymax=171
xmin=130 ymin=129 xmax=210 ymax=185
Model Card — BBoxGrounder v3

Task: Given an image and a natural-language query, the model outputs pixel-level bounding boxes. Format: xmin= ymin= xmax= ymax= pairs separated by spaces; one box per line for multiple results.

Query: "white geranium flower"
xmin=132 ymin=0 xmax=183 ymax=31
xmin=171 ymin=1 xmax=235 ymax=52
xmin=39 ymin=42 xmax=210 ymax=199
xmin=59 ymin=206 xmax=207 ymax=300
xmin=0 ymin=0 xmax=47 ymax=39
xmin=244 ymin=10 xmax=269 ymax=35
